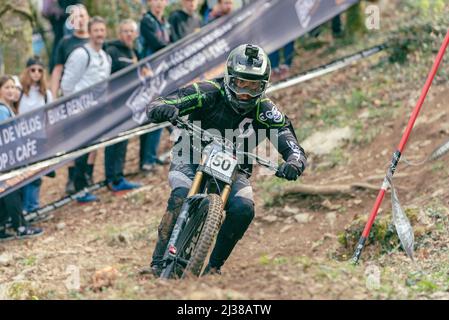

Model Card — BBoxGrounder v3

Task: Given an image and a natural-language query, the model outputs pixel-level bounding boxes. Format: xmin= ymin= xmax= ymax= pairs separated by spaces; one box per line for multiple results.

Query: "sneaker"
xmin=0 ymin=230 xmax=16 ymax=242
xmin=202 ymin=263 xmax=222 ymax=276
xmin=16 ymin=226 xmax=44 ymax=240
xmin=76 ymin=192 xmax=99 ymax=204
xmin=109 ymin=177 xmax=141 ymax=193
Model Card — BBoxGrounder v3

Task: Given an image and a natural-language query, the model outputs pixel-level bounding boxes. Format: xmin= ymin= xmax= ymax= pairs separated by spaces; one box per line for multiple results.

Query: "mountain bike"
xmin=159 ymin=118 xmax=281 ymax=279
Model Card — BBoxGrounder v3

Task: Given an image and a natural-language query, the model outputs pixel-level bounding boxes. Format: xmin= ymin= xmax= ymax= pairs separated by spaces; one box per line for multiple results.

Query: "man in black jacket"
xmin=144 ymin=44 xmax=307 ymax=276
xmin=138 ymin=0 xmax=172 ymax=174
xmin=169 ymin=0 xmax=201 ymax=43
xmin=104 ymin=19 xmax=142 ymax=193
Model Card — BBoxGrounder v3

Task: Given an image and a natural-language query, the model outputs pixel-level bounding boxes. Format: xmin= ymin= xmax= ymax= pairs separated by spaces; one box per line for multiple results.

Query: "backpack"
xmin=62 ymin=44 xmax=92 ymax=77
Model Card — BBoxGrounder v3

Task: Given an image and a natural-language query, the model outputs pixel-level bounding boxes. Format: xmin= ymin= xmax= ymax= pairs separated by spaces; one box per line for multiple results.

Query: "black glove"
xmin=148 ymin=105 xmax=179 ymax=125
xmin=276 ymin=161 xmax=304 ymax=181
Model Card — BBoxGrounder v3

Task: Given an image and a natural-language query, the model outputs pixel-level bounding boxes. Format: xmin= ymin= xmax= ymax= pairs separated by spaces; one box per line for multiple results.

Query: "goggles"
xmin=228 ymin=76 xmax=267 ymax=98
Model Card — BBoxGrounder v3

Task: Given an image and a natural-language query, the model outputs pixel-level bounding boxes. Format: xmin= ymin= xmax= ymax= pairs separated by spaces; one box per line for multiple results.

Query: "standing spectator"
xmin=0 ymin=75 xmax=44 ymax=241
xmin=169 ymin=0 xmax=201 ymax=43
xmin=50 ymin=4 xmax=90 ymax=98
xmin=60 ymin=16 xmax=111 ymax=203
xmin=269 ymin=41 xmax=295 ymax=82
xmin=139 ymin=0 xmax=171 ymax=174
xmin=139 ymin=0 xmax=171 ymax=58
xmin=10 ymin=76 xmax=22 ymax=114
xmin=104 ymin=19 xmax=142 ymax=193
xmin=42 ymin=0 xmax=82 ymax=72
xmin=50 ymin=3 xmax=90 ymax=195
xmin=18 ymin=56 xmax=53 ymax=213
xmin=204 ymin=0 xmax=233 ymax=24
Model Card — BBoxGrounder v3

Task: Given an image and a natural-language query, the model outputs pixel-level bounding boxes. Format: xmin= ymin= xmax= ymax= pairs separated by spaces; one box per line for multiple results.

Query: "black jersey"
xmin=147 ymin=78 xmax=307 ymax=174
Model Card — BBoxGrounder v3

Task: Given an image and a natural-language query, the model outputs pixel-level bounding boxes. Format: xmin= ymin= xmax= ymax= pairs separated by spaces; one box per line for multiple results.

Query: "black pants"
xmin=104 ymin=140 xmax=128 ymax=183
xmin=151 ymin=164 xmax=255 ymax=269
xmin=0 ymin=190 xmax=26 ymax=230
xmin=48 ymin=16 xmax=65 ymax=72
xmin=74 ymin=154 xmax=93 ymax=192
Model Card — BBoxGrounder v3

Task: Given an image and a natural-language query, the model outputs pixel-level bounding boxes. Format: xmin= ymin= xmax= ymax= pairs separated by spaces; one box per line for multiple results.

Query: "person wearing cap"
xmin=19 ymin=56 xmax=53 ymax=114
xmin=17 ymin=56 xmax=53 ymax=213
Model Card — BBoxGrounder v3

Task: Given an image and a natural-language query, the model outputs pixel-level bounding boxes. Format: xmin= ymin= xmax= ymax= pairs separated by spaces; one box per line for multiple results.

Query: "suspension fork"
xmin=220 ymin=185 xmax=231 ymax=207
xmin=188 ymin=155 xmax=207 ymax=197
xmin=165 ymin=155 xmax=207 ymax=259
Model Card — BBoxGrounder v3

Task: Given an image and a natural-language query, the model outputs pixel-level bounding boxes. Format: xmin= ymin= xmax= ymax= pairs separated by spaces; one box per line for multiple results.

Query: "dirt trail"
xmin=1 ymin=77 xmax=448 ymax=300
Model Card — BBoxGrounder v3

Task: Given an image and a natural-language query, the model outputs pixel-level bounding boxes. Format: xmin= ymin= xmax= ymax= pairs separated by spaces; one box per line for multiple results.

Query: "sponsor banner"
xmin=0 ymin=0 xmax=359 ymax=197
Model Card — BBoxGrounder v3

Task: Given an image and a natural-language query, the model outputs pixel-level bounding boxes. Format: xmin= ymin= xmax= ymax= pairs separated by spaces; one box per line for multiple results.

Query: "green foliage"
xmin=346 ymin=89 xmax=366 ymax=114
xmin=351 ymin=122 xmax=381 ymax=146
xmin=256 ymin=177 xmax=295 ymax=206
xmin=21 ymin=256 xmax=37 ymax=267
xmin=7 ymin=282 xmax=48 ymax=300
xmin=84 ymin=0 xmax=144 ymax=36
xmin=258 ymin=255 xmax=289 ymax=266
xmin=327 ymin=148 xmax=348 ymax=167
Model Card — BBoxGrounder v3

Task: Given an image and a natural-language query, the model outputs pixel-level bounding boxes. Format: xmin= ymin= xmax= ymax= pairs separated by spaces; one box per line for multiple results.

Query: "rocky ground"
xmin=1 ymin=1 xmax=449 ymax=300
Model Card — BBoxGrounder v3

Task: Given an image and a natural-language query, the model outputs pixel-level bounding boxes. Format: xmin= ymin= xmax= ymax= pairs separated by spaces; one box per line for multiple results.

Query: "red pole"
xmin=352 ymin=29 xmax=449 ymax=264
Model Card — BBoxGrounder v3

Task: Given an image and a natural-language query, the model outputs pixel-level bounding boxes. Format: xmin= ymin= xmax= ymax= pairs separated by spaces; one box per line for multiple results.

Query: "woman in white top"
xmin=18 ymin=56 xmax=53 ymax=213
xmin=19 ymin=56 xmax=53 ymax=114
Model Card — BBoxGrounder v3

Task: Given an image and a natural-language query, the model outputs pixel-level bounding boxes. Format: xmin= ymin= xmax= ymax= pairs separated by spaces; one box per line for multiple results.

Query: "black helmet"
xmin=224 ymin=44 xmax=271 ymax=115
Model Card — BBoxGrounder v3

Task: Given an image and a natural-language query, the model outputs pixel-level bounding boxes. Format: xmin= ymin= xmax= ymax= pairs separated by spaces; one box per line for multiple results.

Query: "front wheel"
xmin=183 ymin=194 xmax=223 ymax=277
xmin=160 ymin=194 xmax=223 ymax=279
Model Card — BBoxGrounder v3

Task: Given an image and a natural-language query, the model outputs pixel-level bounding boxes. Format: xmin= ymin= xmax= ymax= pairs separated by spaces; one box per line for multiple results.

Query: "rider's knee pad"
xmin=223 ymin=198 xmax=255 ymax=240
xmin=167 ymin=187 xmax=189 ymax=212
xmin=227 ymin=198 xmax=255 ymax=224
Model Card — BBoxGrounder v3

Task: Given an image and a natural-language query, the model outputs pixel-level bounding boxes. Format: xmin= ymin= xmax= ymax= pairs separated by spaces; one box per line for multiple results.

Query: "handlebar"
xmin=174 ymin=117 xmax=281 ymax=175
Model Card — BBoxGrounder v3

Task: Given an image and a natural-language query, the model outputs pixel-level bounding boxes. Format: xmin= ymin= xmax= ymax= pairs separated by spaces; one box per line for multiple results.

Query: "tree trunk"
xmin=345 ymin=2 xmax=366 ymax=38
xmin=0 ymin=0 xmax=34 ymax=75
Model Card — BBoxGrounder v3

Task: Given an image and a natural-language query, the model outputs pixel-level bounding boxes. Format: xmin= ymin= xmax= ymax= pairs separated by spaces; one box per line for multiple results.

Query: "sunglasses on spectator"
xmin=30 ymin=68 xmax=44 ymax=74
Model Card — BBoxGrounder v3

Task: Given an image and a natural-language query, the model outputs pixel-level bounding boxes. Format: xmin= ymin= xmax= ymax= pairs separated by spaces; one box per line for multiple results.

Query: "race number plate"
xmin=205 ymin=149 xmax=238 ymax=183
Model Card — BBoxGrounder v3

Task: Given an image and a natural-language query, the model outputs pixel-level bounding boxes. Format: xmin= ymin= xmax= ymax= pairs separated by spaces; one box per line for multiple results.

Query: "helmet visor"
xmin=228 ymin=76 xmax=267 ymax=98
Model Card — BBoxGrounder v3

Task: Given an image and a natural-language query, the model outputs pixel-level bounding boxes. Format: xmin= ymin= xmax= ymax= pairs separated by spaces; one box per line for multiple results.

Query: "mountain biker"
xmin=144 ymin=44 xmax=307 ymax=276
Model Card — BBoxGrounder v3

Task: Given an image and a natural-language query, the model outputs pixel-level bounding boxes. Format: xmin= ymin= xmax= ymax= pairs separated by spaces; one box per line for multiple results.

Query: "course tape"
xmin=0 ymin=181 xmax=106 ymax=232
xmin=402 ymin=138 xmax=449 ymax=166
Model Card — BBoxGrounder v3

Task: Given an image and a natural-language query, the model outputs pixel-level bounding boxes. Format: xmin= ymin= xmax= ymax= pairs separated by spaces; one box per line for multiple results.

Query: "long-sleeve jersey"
xmin=147 ymin=78 xmax=307 ymax=175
